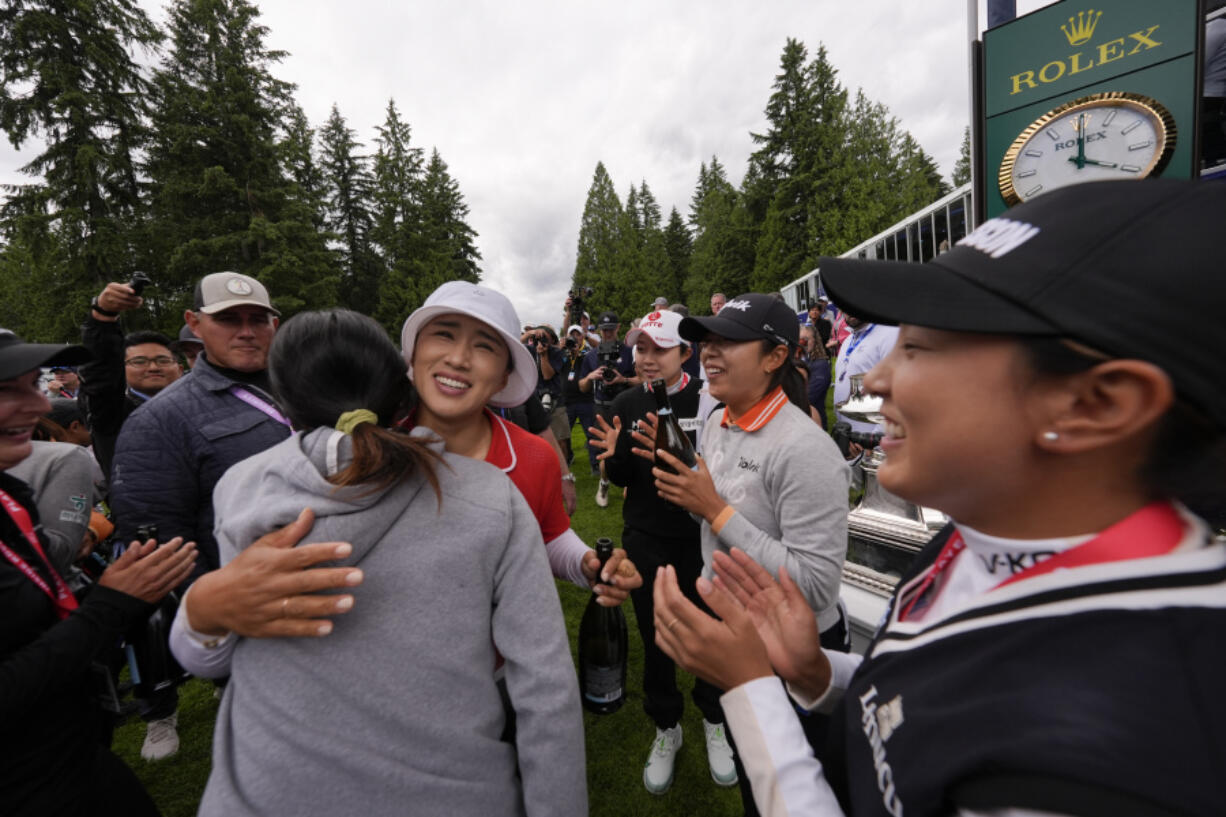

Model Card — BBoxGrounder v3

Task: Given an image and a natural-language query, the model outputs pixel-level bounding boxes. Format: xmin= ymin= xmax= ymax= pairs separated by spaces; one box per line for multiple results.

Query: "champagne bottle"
xmin=650 ymin=378 xmax=697 ymax=474
xmin=577 ymin=537 xmax=628 ymax=715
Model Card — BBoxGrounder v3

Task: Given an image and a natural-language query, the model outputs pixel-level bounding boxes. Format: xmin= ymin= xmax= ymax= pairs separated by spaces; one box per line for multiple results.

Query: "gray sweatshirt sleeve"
xmin=491 ymin=488 xmax=588 ymax=817
xmin=716 ymin=433 xmax=850 ymax=619
xmin=28 ymin=445 xmax=97 ymax=575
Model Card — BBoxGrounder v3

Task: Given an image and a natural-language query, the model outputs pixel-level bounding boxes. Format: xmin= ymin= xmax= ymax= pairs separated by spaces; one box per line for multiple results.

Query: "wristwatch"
xmin=561 ymin=473 xmax=576 ymax=483
xmin=90 ymin=297 xmax=119 ymax=317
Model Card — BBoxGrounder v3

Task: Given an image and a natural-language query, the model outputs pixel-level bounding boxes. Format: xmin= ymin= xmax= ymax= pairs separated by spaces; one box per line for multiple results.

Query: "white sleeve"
xmin=721 ymin=676 xmax=847 ymax=817
xmin=723 ymin=676 xmax=1077 ymax=817
xmin=169 ymin=584 xmax=236 ymax=679
xmin=544 ymin=527 xmax=590 ymax=588
xmin=786 ymin=649 xmax=862 ymax=714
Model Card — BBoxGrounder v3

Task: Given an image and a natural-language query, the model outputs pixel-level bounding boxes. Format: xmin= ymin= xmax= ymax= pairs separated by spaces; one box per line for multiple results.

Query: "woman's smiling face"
xmin=0 ymin=370 xmax=50 ymax=470
xmin=864 ymin=326 xmax=1050 ymax=518
xmin=411 ymin=314 xmax=510 ymax=426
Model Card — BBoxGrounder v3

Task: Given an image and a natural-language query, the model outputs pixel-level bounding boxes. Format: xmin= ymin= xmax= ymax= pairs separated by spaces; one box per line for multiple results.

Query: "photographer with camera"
xmin=523 ymin=325 xmax=574 ymax=472
xmin=79 ymin=275 xmax=180 ymax=482
xmin=578 ymin=311 xmax=638 ymax=507
xmin=560 ymin=325 xmax=599 ymax=476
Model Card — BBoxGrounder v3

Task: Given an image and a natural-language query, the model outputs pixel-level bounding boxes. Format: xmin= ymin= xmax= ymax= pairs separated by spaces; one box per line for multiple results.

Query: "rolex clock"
xmin=998 ymin=92 xmax=1176 ymax=205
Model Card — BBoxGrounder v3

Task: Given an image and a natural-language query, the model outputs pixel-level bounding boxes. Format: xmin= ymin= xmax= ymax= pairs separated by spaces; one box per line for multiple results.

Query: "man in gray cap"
xmin=109 ymin=271 xmax=289 ymax=760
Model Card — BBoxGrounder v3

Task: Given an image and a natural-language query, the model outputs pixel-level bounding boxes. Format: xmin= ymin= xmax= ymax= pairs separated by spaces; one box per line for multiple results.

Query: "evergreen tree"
xmin=0 ymin=0 xmax=160 ymax=339
xmin=144 ymin=0 xmax=334 ymax=316
xmin=750 ymin=41 xmax=848 ymax=292
xmin=280 ymin=105 xmax=328 ymax=232
xmin=573 ymin=162 xmax=638 ymax=320
xmin=952 ymin=126 xmax=972 ymax=187
xmin=662 ymin=207 xmax=692 ymax=305
xmin=416 ymin=147 xmax=481 ymax=290
xmin=370 ymin=98 xmax=426 ymax=331
xmin=685 ymin=157 xmax=752 ymax=308
xmin=319 ymin=103 xmax=380 ymax=315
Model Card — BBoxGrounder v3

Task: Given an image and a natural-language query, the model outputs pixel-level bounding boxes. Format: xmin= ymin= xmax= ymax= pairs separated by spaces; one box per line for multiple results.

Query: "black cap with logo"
xmin=0 ymin=330 xmax=90 ymax=381
xmin=597 ymin=311 xmax=620 ymax=329
xmin=819 ymin=178 xmax=1224 ymax=426
xmin=678 ymin=293 xmax=799 ymax=348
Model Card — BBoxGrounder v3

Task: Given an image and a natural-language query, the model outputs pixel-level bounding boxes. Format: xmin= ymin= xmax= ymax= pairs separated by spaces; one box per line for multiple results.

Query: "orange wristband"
xmin=710 ymin=505 xmax=736 ymax=535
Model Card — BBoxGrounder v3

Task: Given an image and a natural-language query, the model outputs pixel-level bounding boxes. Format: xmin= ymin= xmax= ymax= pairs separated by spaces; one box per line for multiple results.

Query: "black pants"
xmin=621 ymin=527 xmax=725 ymax=729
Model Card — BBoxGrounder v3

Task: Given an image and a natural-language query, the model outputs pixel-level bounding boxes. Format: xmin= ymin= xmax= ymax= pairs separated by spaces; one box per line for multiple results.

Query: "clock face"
xmin=998 ymin=92 xmax=1176 ymax=205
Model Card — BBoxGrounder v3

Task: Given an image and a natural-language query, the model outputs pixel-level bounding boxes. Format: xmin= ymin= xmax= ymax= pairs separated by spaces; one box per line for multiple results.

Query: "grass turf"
xmin=111 ymin=422 xmax=745 ymax=816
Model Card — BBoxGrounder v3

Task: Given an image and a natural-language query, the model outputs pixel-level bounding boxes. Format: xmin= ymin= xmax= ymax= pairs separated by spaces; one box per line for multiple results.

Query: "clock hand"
xmin=1069 ymin=113 xmax=1087 ymax=170
xmin=1082 ymin=157 xmax=1119 ymax=169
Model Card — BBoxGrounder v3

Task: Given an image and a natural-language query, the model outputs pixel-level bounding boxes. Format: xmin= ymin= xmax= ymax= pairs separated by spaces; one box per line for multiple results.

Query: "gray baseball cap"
xmin=193 ymin=272 xmax=279 ymax=316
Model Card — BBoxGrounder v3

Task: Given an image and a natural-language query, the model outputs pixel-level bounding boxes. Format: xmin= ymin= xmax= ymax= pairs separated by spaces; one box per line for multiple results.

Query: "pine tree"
xmin=370 ymin=99 xmax=426 ymax=332
xmin=0 ymin=0 xmax=160 ymax=339
xmin=319 ymin=103 xmax=380 ymax=315
xmin=573 ymin=162 xmax=638 ymax=321
xmin=685 ymin=157 xmax=752 ymax=308
xmin=952 ymin=126 xmax=972 ymax=187
xmin=417 ymin=147 xmax=480 ymax=290
xmin=750 ymin=41 xmax=848 ymax=292
xmin=662 ymin=207 xmax=692 ymax=304
xmin=144 ymin=0 xmax=334 ymax=316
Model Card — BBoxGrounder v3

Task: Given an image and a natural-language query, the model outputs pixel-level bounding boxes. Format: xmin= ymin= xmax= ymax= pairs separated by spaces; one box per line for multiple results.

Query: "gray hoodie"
xmin=199 ymin=428 xmax=586 ymax=817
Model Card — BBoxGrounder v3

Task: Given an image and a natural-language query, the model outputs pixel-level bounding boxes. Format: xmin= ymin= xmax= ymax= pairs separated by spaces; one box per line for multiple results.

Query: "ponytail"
xmin=329 ymin=422 xmax=442 ymax=502
xmin=762 ymin=340 xmax=811 ymax=415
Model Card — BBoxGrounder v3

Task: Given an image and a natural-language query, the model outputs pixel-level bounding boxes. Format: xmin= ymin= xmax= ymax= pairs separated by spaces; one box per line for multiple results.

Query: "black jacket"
xmin=78 ymin=315 xmax=144 ymax=481
xmin=0 ymin=471 xmax=151 ymax=816
xmin=604 ymin=378 xmax=703 ymax=541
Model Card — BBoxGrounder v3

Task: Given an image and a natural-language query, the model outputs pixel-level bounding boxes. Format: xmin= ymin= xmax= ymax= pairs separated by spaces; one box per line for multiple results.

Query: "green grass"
xmin=112 ymin=424 xmax=743 ymax=816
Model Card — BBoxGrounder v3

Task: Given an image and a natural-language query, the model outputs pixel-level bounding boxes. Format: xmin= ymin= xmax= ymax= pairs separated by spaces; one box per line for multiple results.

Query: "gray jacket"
xmin=199 ymin=428 xmax=586 ymax=817
xmin=700 ymin=400 xmax=850 ymax=632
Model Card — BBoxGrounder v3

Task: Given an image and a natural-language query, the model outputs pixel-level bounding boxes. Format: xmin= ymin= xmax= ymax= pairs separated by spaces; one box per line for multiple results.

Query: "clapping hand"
xmin=652 ymin=564 xmax=773 ymax=691
xmin=98 ymin=536 xmax=197 ymax=604
xmin=710 ymin=548 xmax=831 ymax=701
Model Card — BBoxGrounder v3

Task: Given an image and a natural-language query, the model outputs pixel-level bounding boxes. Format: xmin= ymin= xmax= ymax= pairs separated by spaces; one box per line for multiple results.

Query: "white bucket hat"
xmin=399 ymin=281 xmax=536 ymax=408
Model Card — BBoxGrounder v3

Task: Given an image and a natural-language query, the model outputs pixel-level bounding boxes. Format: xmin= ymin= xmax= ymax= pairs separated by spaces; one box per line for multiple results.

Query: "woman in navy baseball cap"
xmin=652 ymin=179 xmax=1226 ymax=817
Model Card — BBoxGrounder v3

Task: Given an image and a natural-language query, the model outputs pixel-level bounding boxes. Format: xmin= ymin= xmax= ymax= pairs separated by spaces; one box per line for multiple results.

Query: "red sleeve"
xmin=504 ymin=426 xmax=570 ymax=544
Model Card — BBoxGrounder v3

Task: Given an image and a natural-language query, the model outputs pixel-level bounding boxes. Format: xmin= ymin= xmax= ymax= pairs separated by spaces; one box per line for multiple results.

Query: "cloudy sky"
xmin=1 ymin=0 xmax=1053 ymax=327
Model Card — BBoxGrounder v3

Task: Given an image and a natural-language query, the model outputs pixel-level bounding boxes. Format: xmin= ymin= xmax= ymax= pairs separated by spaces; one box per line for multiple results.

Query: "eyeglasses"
xmin=125 ymin=356 xmax=176 ymax=368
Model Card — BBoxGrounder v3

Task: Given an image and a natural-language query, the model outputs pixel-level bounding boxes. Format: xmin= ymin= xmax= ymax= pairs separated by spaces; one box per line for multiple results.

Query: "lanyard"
xmin=838 ymin=326 xmax=875 ymax=382
xmin=0 ymin=488 xmax=78 ymax=619
xmin=899 ymin=501 xmax=1188 ymax=622
xmin=230 ymin=386 xmax=292 ymax=428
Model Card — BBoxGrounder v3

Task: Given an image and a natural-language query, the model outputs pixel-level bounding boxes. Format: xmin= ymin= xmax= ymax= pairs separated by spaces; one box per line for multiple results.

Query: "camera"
xmin=568 ymin=286 xmax=594 ymax=327
xmin=597 ymin=339 xmax=622 ymax=383
xmin=830 ymin=421 xmax=883 ymax=459
xmin=564 ymin=337 xmax=577 ymax=350
xmin=129 ymin=271 xmax=152 ymax=296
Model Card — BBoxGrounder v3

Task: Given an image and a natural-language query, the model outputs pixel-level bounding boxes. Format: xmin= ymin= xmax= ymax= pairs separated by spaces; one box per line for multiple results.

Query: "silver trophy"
xmin=836 ymin=374 xmax=946 ymax=648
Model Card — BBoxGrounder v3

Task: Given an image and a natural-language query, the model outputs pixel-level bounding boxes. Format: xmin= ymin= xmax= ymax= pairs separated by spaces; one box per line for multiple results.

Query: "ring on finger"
xmin=665 ymin=618 xmax=680 ymax=631
xmin=281 ymin=597 xmax=290 ymax=619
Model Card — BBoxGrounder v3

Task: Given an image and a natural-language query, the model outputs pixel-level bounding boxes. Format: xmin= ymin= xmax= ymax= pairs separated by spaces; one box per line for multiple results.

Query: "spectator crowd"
xmin=2 ymin=178 xmax=1224 ymax=817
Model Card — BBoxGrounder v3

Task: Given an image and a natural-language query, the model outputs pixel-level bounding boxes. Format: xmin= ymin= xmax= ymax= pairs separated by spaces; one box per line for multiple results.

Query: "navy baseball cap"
xmin=819 ymin=178 xmax=1223 ymax=425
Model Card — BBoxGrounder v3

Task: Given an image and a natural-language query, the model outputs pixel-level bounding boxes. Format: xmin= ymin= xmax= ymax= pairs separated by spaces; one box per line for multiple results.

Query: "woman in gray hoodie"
xmin=174 ymin=310 xmax=586 ymax=817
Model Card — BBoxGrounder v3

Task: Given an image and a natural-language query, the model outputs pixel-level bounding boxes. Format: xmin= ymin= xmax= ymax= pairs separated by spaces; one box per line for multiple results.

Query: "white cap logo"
xmin=723 ymin=298 xmax=752 ymax=312
xmin=226 ymin=277 xmax=254 ymax=296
